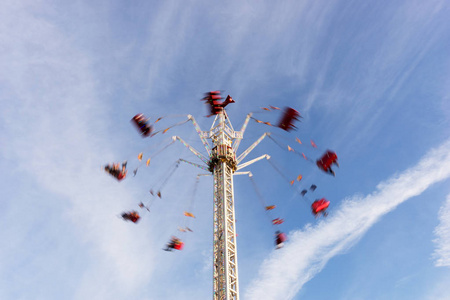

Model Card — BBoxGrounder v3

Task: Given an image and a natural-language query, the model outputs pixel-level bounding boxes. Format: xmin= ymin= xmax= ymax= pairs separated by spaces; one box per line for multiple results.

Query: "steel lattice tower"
xmin=173 ymin=98 xmax=269 ymax=300
xmin=210 ymin=111 xmax=240 ymax=300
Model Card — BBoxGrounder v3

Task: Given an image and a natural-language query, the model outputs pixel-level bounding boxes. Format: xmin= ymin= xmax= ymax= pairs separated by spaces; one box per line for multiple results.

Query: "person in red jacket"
xmin=316 ymin=150 xmax=338 ymax=176
xmin=311 ymin=198 xmax=330 ymax=217
xmin=275 ymin=231 xmax=287 ymax=249
xmin=164 ymin=236 xmax=184 ymax=251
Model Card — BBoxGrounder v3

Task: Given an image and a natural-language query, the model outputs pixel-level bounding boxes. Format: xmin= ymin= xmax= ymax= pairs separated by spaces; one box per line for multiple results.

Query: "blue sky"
xmin=1 ymin=1 xmax=449 ymax=299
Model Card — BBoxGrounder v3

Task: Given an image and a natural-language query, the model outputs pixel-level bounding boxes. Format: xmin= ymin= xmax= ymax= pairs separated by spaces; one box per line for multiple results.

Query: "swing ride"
xmin=103 ymin=91 xmax=339 ymax=300
xmin=121 ymin=211 xmax=140 ymax=223
xmin=131 ymin=113 xmax=153 ymax=137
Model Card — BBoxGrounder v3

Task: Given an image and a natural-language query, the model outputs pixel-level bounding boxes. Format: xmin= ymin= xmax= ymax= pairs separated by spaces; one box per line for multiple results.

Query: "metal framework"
xmin=174 ymin=107 xmax=268 ymax=300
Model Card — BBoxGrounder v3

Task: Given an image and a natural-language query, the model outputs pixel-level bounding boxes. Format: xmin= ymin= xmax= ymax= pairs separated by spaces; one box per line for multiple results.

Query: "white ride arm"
xmin=179 ymin=158 xmax=209 ymax=171
xmin=234 ymin=171 xmax=253 ymax=176
xmin=233 ymin=113 xmax=252 ymax=152
xmin=188 ymin=114 xmax=211 ymax=155
xmin=173 ymin=136 xmax=210 ymax=165
xmin=236 ymin=132 xmax=270 ymax=164
xmin=236 ymin=154 xmax=270 ymax=171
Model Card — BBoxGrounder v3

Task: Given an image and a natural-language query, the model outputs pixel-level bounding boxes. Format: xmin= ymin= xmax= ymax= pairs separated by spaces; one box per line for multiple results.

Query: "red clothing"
xmin=316 ymin=151 xmax=338 ymax=172
xmin=311 ymin=198 xmax=330 ymax=215
xmin=173 ymin=242 xmax=184 ymax=250
xmin=117 ymin=171 xmax=127 ymax=181
xmin=276 ymin=233 xmax=287 ymax=244
xmin=277 ymin=107 xmax=300 ymax=131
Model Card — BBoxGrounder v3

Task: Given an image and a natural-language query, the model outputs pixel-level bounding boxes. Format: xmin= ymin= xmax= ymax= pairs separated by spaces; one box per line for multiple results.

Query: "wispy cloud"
xmin=433 ymin=194 xmax=450 ymax=267
xmin=0 ymin=2 xmax=158 ymax=299
xmin=425 ymin=272 xmax=450 ymax=300
xmin=246 ymin=139 xmax=450 ymax=300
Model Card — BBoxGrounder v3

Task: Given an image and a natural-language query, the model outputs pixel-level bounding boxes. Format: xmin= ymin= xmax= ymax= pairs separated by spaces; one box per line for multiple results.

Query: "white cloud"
xmin=433 ymin=194 xmax=450 ymax=267
xmin=0 ymin=2 xmax=158 ymax=299
xmin=245 ymin=139 xmax=450 ymax=300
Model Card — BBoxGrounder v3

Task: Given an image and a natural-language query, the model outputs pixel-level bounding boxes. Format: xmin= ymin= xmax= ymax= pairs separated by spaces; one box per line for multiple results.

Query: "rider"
xmin=105 ymin=161 xmax=128 ymax=181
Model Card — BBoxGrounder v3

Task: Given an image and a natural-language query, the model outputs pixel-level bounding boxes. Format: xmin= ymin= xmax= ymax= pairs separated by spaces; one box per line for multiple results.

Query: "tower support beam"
xmin=211 ymin=112 xmax=239 ymax=300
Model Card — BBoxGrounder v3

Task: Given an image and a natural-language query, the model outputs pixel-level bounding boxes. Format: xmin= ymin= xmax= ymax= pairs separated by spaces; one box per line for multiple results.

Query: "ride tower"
xmin=207 ymin=103 xmax=268 ymax=299
xmin=174 ymin=93 xmax=269 ymax=300
xmin=209 ymin=110 xmax=240 ymax=300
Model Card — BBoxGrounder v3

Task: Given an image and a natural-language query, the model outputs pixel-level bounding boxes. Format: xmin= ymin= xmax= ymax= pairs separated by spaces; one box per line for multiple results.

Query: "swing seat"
xmin=311 ymin=198 xmax=330 ymax=215
xmin=316 ymin=151 xmax=338 ymax=172
xmin=131 ymin=114 xmax=153 ymax=137
xmin=277 ymin=107 xmax=300 ymax=131
xmin=174 ymin=242 xmax=184 ymax=250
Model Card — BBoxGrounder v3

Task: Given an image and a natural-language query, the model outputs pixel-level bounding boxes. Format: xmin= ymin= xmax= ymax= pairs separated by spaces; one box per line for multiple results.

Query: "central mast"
xmin=177 ymin=92 xmax=265 ymax=299
xmin=210 ymin=111 xmax=239 ymax=300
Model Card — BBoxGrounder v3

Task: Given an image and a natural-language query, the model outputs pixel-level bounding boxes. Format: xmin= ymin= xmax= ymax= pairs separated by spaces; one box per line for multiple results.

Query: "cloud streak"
xmin=433 ymin=194 xmax=450 ymax=267
xmin=246 ymin=139 xmax=450 ymax=300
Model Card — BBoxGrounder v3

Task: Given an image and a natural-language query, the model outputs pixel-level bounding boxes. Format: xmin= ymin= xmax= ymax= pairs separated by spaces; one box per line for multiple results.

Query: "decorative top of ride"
xmin=201 ymin=91 xmax=235 ymax=117
xmin=202 ymin=91 xmax=239 ymax=172
xmin=202 ymin=91 xmax=243 ymax=143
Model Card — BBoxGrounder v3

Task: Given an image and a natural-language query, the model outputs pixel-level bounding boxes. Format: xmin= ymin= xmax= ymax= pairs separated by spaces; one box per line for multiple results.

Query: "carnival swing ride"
xmin=103 ymin=91 xmax=339 ymax=300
